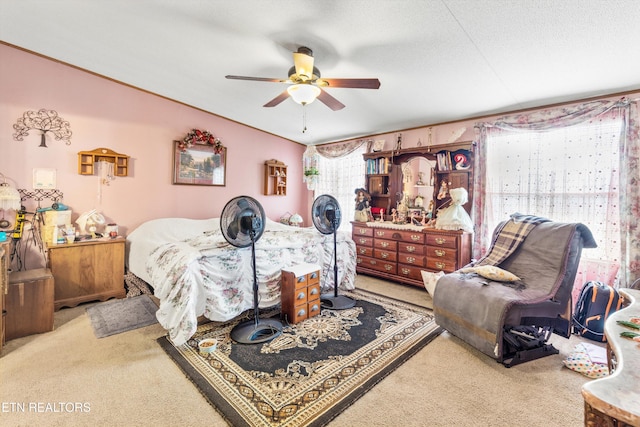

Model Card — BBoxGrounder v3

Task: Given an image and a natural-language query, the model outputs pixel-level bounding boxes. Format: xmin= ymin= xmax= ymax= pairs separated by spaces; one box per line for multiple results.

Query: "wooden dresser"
xmin=47 ymin=237 xmax=125 ymax=310
xmin=352 ymin=222 xmax=472 ymax=288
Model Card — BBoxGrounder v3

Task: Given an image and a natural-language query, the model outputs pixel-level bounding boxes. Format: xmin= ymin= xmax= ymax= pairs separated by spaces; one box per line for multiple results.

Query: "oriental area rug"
xmin=158 ymin=288 xmax=442 ymax=427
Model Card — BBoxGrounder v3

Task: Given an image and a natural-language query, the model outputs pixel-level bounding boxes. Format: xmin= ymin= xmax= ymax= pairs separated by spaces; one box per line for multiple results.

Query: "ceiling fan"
xmin=225 ymin=46 xmax=381 ymax=111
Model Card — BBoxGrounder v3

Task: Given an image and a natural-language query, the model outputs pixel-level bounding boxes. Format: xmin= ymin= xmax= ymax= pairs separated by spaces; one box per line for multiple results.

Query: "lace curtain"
xmin=474 ymin=98 xmax=640 ymax=286
xmin=314 ymin=140 xmax=366 ymax=231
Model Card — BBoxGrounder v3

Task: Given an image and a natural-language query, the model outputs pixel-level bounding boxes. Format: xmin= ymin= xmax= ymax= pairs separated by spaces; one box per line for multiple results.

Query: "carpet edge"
xmin=157 ymin=336 xmax=243 ymax=427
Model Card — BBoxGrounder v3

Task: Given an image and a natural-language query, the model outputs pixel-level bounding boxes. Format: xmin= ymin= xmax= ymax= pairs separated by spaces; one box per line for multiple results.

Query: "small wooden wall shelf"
xmin=78 ymin=148 xmax=129 ymax=177
xmin=264 ymin=159 xmax=287 ymax=196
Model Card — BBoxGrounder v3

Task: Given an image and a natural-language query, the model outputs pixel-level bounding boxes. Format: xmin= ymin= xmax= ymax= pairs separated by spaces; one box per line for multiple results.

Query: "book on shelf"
xmin=366 ymin=157 xmax=389 ymax=174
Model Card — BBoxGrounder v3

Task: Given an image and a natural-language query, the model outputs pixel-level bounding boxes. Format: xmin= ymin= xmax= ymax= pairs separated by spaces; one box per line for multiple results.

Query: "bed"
xmin=126 ymin=217 xmax=357 ymax=345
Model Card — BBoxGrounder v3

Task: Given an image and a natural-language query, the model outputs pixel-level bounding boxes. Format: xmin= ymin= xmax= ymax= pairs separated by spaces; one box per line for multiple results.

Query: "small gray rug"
xmin=86 ymin=295 xmax=159 ymax=338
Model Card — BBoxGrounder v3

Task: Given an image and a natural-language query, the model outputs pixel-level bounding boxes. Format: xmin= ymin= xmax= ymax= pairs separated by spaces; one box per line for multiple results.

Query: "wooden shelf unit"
xmin=264 ymin=159 xmax=287 ymax=196
xmin=78 ymin=147 xmax=129 ymax=177
xmin=363 ymin=142 xmax=474 ymax=220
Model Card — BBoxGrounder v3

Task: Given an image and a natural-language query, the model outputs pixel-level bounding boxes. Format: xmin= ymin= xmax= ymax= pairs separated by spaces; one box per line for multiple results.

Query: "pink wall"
xmin=0 ymin=44 xmax=309 ymax=238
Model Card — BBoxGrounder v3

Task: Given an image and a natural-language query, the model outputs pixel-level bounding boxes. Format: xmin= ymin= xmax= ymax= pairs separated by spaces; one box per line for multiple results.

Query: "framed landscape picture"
xmin=173 ymin=142 xmax=226 ymax=186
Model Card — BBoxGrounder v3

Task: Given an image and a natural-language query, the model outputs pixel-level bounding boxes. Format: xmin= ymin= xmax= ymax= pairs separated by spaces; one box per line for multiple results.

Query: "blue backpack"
xmin=572 ymin=281 xmax=622 ymax=342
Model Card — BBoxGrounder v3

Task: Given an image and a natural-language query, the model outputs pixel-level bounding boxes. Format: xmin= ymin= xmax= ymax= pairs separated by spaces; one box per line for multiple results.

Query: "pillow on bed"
xmin=458 ymin=265 xmax=520 ymax=282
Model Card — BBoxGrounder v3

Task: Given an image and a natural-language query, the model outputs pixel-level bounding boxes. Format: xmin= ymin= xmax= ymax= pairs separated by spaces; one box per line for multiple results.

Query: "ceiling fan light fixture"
xmin=287 ymin=84 xmax=321 ymax=105
xmin=293 ymin=48 xmax=315 ymax=81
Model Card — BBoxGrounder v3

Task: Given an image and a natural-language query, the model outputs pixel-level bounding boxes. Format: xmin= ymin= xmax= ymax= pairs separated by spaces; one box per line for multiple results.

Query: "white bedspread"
xmin=126 ymin=218 xmax=356 ymax=345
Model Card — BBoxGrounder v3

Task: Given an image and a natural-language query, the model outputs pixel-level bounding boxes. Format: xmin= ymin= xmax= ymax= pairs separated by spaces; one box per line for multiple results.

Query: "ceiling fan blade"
xmin=317 ymin=78 xmax=381 ymax=89
xmin=263 ymin=89 xmax=291 ymax=108
xmin=225 ymin=75 xmax=287 ymax=83
xmin=317 ymin=89 xmax=345 ymax=111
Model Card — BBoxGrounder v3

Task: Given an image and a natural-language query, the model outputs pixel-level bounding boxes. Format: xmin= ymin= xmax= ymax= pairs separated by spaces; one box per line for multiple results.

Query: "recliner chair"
xmin=433 ymin=215 xmax=597 ymax=367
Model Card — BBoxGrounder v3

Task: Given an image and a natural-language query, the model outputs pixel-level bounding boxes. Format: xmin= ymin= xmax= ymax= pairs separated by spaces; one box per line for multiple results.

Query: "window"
xmin=484 ymin=117 xmax=622 ymax=266
xmin=314 ymin=145 xmax=366 ymax=231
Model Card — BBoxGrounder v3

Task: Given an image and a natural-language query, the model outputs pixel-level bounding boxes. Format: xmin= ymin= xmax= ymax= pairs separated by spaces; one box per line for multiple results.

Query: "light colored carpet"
xmin=0 ymin=275 xmax=591 ymax=427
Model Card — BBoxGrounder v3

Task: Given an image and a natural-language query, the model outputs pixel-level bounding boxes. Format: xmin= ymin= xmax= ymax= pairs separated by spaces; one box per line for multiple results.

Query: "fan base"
xmin=321 ymin=295 xmax=356 ymax=310
xmin=230 ymin=318 xmax=283 ymax=344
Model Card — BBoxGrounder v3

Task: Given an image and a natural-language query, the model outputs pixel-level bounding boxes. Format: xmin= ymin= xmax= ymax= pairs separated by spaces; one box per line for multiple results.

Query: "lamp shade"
xmin=287 ymin=84 xmax=321 ymax=105
xmin=0 ymin=183 xmax=21 ymax=211
xmin=289 ymin=213 xmax=303 ymax=226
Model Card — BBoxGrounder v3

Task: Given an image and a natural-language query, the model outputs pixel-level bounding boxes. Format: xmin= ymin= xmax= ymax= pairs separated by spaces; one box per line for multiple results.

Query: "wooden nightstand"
xmin=47 ymin=237 xmax=125 ymax=310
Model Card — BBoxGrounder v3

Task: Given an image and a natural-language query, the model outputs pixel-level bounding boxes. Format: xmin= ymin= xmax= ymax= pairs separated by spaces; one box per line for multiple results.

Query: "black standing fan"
xmin=312 ymin=194 xmax=356 ymax=310
xmin=220 ymin=196 xmax=283 ymax=344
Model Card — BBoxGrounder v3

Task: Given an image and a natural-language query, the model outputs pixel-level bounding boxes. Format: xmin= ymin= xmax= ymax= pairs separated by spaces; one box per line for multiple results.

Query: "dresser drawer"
xmin=426 ymin=258 xmax=457 ymax=273
xmin=354 ymin=236 xmax=373 ymax=247
xmin=397 ymin=264 xmax=424 ymax=281
xmin=398 ymin=253 xmax=426 ymax=267
xmin=356 ymin=246 xmax=373 ymax=257
xmin=398 ymin=242 xmax=426 ymax=255
xmin=353 ymin=226 xmax=374 ymax=237
xmin=426 ymin=246 xmax=458 ymax=262
xmin=396 ymin=230 xmax=425 ymax=245
xmin=425 ymin=233 xmax=458 ymax=249
xmin=373 ymin=239 xmax=397 ymax=251
xmin=372 ymin=228 xmax=396 ymax=240
xmin=356 ymin=256 xmax=396 ymax=274
xmin=374 ymin=248 xmax=397 ymax=262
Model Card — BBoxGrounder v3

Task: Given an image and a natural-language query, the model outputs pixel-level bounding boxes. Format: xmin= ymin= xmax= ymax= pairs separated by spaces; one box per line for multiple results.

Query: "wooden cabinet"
xmin=1 ymin=241 xmax=10 ymax=351
xmin=363 ymin=142 xmax=473 ymax=219
xmin=363 ymin=155 xmax=402 ymax=215
xmin=47 ymin=238 xmax=125 ymax=310
xmin=352 ymin=222 xmax=472 ymax=288
xmin=281 ymin=263 xmax=321 ymax=324
xmin=78 ymin=147 xmax=129 ymax=176
xmin=6 ymin=268 xmax=54 ymax=340
xmin=264 ymin=159 xmax=287 ymax=196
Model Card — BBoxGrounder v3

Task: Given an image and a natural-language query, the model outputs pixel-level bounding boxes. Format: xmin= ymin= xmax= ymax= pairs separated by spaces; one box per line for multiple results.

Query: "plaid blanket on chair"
xmin=476 ymin=213 xmax=550 ymax=267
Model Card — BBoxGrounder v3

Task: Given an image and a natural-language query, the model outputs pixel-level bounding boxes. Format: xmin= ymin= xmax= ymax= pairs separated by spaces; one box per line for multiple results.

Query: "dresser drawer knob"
xmin=309 ymin=288 xmax=319 ymax=295
xmin=410 ymin=235 xmax=421 ymax=241
xmin=371 ymin=260 xmax=377 ymax=265
xmin=435 ymin=238 xmax=446 ymax=245
xmin=384 ymin=264 xmax=393 ymax=271
xmin=297 ymin=292 xmax=306 ymax=300
xmin=376 ymin=231 xmax=385 ymax=237
xmin=401 ymin=268 xmax=411 ymax=275
xmin=435 ymin=262 xmax=446 ymax=269
xmin=381 ymin=252 xmax=389 ymax=259
xmin=406 ymin=245 xmax=416 ymax=253
xmin=406 ymin=256 xmax=416 ymax=264
xmin=297 ymin=309 xmax=306 ymax=317
xmin=359 ymin=238 xmax=368 ymax=244
xmin=358 ymin=228 xmax=368 ymax=234
xmin=380 ymin=241 xmax=389 ymax=248
xmin=359 ymin=248 xmax=367 ymax=254
xmin=435 ymin=249 xmax=446 ymax=257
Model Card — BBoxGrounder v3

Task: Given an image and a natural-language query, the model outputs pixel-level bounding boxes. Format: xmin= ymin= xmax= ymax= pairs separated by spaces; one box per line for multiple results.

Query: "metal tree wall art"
xmin=13 ymin=109 xmax=72 ymax=147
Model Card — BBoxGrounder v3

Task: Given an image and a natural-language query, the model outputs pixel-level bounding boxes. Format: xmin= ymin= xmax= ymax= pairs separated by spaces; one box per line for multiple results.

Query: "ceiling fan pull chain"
xmin=302 ymin=106 xmax=308 ymax=133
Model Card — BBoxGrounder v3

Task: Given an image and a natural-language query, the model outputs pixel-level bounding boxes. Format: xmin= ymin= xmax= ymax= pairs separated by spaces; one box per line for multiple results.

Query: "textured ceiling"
xmin=2 ymin=0 xmax=640 ymax=144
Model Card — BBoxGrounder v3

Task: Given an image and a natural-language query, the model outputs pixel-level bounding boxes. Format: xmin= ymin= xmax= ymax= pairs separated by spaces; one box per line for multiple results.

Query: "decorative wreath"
xmin=175 ymin=129 xmax=224 ymax=154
